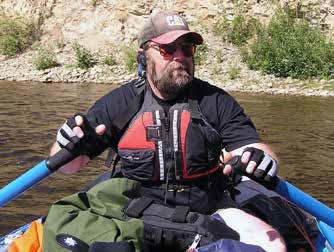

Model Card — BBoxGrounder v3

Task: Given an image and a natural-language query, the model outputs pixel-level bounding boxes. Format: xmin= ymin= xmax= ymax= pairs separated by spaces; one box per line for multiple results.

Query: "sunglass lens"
xmin=160 ymin=44 xmax=177 ymax=56
xmin=159 ymin=43 xmax=195 ymax=57
xmin=181 ymin=44 xmax=196 ymax=57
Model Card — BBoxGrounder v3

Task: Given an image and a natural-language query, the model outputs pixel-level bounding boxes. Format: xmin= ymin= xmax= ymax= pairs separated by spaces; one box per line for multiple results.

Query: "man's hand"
xmin=56 ymin=114 xmax=106 ymax=158
xmin=223 ymin=147 xmax=278 ymax=183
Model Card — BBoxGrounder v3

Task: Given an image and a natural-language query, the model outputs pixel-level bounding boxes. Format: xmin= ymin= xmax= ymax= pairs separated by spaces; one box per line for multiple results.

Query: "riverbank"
xmin=1 ymin=0 xmax=334 ymax=97
xmin=1 ymin=43 xmax=333 ymax=97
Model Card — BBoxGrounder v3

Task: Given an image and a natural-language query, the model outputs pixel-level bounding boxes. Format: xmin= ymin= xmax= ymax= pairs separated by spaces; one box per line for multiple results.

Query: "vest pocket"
xmin=185 ymin=121 xmax=222 ymax=177
xmin=185 ymin=123 xmax=210 ymax=175
xmin=118 ymin=149 xmax=155 ymax=180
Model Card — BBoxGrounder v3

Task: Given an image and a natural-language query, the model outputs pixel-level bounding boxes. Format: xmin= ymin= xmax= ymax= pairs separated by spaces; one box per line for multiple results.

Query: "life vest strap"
xmin=171 ymin=205 xmax=190 ymax=223
xmin=126 ymin=197 xmax=154 ymax=218
xmin=112 ymin=78 xmax=146 ymax=132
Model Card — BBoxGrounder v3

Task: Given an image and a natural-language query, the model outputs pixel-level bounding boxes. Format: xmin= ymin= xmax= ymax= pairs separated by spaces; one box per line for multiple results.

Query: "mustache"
xmin=168 ymin=61 xmax=189 ymax=72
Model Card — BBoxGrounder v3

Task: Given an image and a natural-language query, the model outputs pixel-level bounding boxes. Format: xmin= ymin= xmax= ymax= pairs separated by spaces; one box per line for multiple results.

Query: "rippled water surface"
xmin=0 ymin=80 xmax=333 ymax=235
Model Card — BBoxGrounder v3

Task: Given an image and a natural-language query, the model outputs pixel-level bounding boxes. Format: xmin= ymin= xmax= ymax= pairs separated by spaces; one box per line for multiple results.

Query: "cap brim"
xmin=151 ymin=30 xmax=203 ymax=45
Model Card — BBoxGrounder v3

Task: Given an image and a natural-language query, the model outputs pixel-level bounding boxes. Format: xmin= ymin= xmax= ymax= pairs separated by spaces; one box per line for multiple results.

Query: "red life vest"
xmin=117 ymin=86 xmax=222 ymax=182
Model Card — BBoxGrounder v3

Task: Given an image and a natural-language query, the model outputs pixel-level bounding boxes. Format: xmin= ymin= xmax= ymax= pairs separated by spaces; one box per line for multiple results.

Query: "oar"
xmin=230 ymin=156 xmax=334 ymax=248
xmin=230 ymin=156 xmax=334 ymax=227
xmin=274 ymin=177 xmax=334 ymax=228
xmin=274 ymin=177 xmax=334 ymax=249
xmin=317 ymin=221 xmax=334 ymax=249
xmin=0 ymin=149 xmax=75 ymax=208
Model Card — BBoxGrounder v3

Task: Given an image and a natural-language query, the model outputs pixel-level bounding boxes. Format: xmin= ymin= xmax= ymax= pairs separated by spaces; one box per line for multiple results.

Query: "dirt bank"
xmin=0 ymin=0 xmax=333 ymax=96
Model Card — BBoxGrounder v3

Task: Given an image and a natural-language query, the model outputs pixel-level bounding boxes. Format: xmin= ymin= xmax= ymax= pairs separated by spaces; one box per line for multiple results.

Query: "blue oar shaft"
xmin=318 ymin=221 xmax=334 ymax=249
xmin=0 ymin=149 xmax=75 ymax=208
xmin=275 ymin=178 xmax=334 ymax=228
xmin=0 ymin=160 xmax=51 ymax=207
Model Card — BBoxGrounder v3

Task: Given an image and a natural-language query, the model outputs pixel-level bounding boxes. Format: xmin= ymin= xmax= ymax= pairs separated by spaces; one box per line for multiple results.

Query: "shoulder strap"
xmin=188 ymin=98 xmax=201 ymax=120
xmin=112 ymin=78 xmax=146 ymax=132
xmin=105 ymin=78 xmax=146 ymax=168
xmin=188 ymin=82 xmax=222 ymax=136
xmin=188 ymin=84 xmax=202 ymax=120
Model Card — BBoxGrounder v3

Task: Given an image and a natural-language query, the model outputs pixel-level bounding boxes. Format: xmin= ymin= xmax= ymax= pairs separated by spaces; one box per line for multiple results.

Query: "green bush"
xmin=214 ymin=16 xmax=230 ymax=38
xmin=33 ymin=46 xmax=58 ymax=70
xmin=122 ymin=44 xmax=137 ymax=72
xmin=228 ymin=16 xmax=260 ymax=46
xmin=73 ymin=43 xmax=96 ymax=69
xmin=103 ymin=54 xmax=116 ymax=66
xmin=244 ymin=9 xmax=334 ymax=79
xmin=228 ymin=66 xmax=241 ymax=80
xmin=214 ymin=15 xmax=260 ymax=46
xmin=194 ymin=43 xmax=208 ymax=65
xmin=0 ymin=14 xmax=38 ymax=56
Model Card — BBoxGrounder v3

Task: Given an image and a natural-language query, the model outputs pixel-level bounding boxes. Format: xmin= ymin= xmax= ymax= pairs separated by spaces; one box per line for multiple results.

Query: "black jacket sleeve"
xmin=85 ymin=81 xmax=139 ymax=158
xmin=195 ymin=79 xmax=261 ymax=152
xmin=217 ymin=92 xmax=261 ymax=151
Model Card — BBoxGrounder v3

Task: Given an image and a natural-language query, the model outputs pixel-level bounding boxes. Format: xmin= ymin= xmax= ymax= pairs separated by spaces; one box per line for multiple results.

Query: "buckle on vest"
xmin=146 ymin=125 xmax=162 ymax=141
xmin=167 ymin=183 xmax=186 ymax=192
xmin=168 ymin=188 xmax=184 ymax=192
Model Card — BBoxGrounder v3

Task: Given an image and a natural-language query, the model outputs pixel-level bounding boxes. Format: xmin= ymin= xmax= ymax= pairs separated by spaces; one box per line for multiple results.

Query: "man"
xmin=51 ymin=11 xmax=286 ymax=251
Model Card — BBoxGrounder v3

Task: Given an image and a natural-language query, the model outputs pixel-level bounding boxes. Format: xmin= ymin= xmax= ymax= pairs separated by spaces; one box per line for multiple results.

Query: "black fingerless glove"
xmin=227 ymin=147 xmax=279 ymax=189
xmin=242 ymin=147 xmax=278 ymax=183
xmin=56 ymin=113 xmax=106 ymax=159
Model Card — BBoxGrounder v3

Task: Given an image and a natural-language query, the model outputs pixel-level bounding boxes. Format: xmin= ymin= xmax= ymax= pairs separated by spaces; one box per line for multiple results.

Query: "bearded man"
xmin=51 ymin=10 xmax=286 ymax=252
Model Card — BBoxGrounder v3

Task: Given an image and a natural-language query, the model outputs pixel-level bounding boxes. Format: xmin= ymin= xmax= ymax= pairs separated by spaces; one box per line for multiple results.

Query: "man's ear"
xmin=137 ymin=49 xmax=146 ymax=78
xmin=137 ymin=49 xmax=147 ymax=68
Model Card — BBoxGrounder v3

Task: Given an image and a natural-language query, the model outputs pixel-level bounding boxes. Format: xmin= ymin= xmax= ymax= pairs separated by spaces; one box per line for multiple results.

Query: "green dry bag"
xmin=42 ymin=178 xmax=144 ymax=252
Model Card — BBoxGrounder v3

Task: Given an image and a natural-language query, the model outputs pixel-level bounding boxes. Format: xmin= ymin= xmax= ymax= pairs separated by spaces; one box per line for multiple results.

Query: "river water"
xmin=0 ymin=80 xmax=333 ymax=236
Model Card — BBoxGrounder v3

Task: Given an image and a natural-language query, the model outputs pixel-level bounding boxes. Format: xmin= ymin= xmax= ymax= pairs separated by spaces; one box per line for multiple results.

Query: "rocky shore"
xmin=1 ymin=39 xmax=333 ymax=97
xmin=0 ymin=0 xmax=334 ymax=97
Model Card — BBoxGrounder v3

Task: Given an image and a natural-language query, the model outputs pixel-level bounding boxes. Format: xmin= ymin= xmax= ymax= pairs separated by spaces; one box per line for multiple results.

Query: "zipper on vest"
xmin=162 ymin=111 xmax=174 ymax=181
xmin=164 ymin=115 xmax=170 ymax=133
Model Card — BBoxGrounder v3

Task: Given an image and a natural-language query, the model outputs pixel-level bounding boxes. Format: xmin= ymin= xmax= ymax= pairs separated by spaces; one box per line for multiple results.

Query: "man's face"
xmin=145 ymin=36 xmax=195 ymax=99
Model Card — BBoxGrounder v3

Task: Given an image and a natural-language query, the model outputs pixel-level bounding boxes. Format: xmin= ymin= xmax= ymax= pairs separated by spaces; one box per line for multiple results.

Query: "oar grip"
xmin=46 ymin=148 xmax=77 ymax=172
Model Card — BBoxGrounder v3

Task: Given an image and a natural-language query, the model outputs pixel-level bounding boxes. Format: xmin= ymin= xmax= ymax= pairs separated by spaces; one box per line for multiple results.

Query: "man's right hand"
xmin=56 ymin=113 xmax=106 ymax=158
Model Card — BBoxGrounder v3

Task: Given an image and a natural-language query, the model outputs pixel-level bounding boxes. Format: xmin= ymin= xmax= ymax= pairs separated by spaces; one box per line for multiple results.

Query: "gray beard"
xmin=149 ymin=61 xmax=194 ymax=100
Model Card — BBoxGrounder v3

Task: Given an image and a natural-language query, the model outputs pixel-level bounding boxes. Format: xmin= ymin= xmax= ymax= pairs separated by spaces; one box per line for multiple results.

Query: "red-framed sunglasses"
xmin=150 ymin=42 xmax=196 ymax=58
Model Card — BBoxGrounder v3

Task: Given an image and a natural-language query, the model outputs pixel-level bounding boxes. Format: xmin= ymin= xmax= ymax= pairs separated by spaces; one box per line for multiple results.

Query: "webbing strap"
xmin=188 ymin=85 xmax=201 ymax=120
xmin=188 ymin=98 xmax=201 ymax=120
xmin=171 ymin=205 xmax=189 ymax=223
xmin=104 ymin=148 xmax=116 ymax=168
xmin=126 ymin=198 xmax=193 ymax=224
xmin=112 ymin=78 xmax=146 ymax=132
xmin=126 ymin=197 xmax=154 ymax=218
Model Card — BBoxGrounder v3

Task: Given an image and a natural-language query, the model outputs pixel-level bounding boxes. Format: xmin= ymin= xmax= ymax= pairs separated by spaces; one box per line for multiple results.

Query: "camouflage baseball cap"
xmin=138 ymin=10 xmax=203 ymax=48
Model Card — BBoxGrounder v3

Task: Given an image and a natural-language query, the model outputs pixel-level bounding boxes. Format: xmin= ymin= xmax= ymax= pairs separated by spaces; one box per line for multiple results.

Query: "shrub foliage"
xmin=214 ymin=15 xmax=260 ymax=46
xmin=0 ymin=14 xmax=38 ymax=57
xmin=122 ymin=44 xmax=137 ymax=72
xmin=243 ymin=9 xmax=334 ymax=79
xmin=103 ymin=54 xmax=116 ymax=66
xmin=73 ymin=43 xmax=96 ymax=69
xmin=33 ymin=46 xmax=58 ymax=70
xmin=194 ymin=43 xmax=208 ymax=65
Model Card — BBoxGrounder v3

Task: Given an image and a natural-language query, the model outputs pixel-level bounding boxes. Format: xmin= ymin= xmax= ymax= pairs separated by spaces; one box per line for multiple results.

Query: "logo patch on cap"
xmin=166 ymin=15 xmax=186 ymax=27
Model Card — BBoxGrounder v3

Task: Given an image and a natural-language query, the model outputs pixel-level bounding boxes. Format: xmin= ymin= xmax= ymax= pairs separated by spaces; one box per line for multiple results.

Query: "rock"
xmin=0 ymin=0 xmax=333 ymax=97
